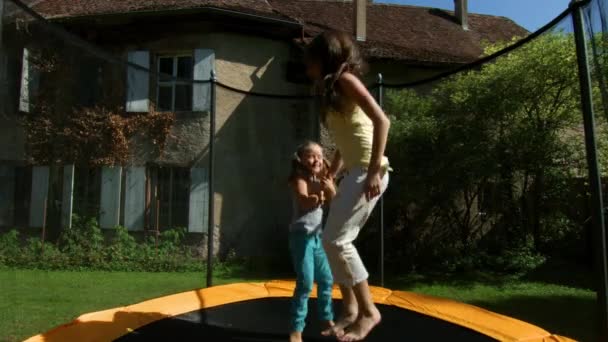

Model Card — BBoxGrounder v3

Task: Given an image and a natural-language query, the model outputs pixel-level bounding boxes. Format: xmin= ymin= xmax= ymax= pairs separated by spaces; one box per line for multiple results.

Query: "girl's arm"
xmin=338 ymin=72 xmax=390 ymax=199
xmin=292 ymin=178 xmax=322 ymax=211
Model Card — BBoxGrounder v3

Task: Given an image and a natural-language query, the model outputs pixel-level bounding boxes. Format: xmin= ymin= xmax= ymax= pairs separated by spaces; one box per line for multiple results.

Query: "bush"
xmin=383 ymin=34 xmax=590 ymax=273
xmin=106 ymin=225 xmax=138 ymax=271
xmin=0 ymin=230 xmax=19 ymax=266
xmin=0 ymin=217 xmax=205 ymax=272
xmin=58 ymin=215 xmax=106 ymax=269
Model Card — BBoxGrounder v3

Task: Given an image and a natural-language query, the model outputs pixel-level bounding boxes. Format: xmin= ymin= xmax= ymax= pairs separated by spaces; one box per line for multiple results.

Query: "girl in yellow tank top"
xmin=302 ymin=30 xmax=391 ymax=342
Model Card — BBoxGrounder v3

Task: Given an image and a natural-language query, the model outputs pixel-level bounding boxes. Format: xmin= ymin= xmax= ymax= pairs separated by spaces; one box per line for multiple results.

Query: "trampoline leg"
xmin=206 ymin=70 xmax=217 ymax=288
xmin=572 ymin=1 xmax=608 ymax=339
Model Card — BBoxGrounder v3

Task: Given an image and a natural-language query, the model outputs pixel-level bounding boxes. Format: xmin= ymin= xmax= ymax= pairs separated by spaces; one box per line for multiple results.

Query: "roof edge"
xmin=39 ymin=5 xmax=302 ymax=28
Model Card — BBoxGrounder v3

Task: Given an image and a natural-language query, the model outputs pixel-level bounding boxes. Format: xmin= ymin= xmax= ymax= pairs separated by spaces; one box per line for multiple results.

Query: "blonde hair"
xmin=288 ymin=141 xmax=329 ymax=183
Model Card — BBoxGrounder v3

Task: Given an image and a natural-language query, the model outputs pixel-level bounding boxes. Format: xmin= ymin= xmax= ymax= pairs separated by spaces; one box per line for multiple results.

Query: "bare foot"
xmin=321 ymin=314 xmax=357 ymax=338
xmin=290 ymin=331 xmax=303 ymax=342
xmin=320 ymin=320 xmax=335 ymax=332
xmin=339 ymin=307 xmax=381 ymax=342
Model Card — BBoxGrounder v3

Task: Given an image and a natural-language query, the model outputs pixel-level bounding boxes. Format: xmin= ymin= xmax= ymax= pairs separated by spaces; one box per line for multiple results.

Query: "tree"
xmin=385 ymin=33 xmax=596 ymax=270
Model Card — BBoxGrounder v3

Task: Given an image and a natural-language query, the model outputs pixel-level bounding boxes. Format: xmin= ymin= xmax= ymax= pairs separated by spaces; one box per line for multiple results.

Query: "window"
xmin=157 ymin=55 xmax=193 ymax=112
xmin=73 ymin=167 xmax=101 ymax=219
xmin=149 ymin=166 xmax=190 ymax=230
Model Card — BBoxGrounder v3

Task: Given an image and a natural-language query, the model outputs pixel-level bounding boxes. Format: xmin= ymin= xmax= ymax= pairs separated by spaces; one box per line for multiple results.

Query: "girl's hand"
xmin=364 ymin=171 xmax=382 ymax=201
xmin=310 ymin=194 xmax=321 ymax=207
xmin=321 ymin=177 xmax=337 ymax=200
xmin=322 ymin=177 xmax=335 ymax=192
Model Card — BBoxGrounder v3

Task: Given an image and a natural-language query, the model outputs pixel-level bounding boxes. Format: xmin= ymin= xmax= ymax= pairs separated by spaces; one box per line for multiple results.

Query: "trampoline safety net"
xmin=1 ymin=0 xmax=608 ymax=341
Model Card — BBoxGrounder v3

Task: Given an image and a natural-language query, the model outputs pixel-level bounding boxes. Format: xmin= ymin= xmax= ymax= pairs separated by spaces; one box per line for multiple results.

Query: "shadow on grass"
xmin=213 ymin=260 xmax=293 ymax=283
xmin=384 ymin=258 xmax=596 ymax=292
xmin=384 ymin=271 xmax=519 ymax=291
xmin=470 ymin=294 xmax=597 ymax=342
xmin=520 ymin=260 xmax=595 ymax=291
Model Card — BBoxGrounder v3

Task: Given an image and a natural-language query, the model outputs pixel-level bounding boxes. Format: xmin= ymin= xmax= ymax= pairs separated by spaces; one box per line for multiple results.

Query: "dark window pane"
xmin=172 ymin=168 xmax=190 ymax=229
xmin=13 ymin=166 xmax=32 ymax=227
xmin=73 ymin=167 xmax=101 ymax=219
xmin=158 ymin=86 xmax=173 ymax=111
xmin=159 ymin=57 xmax=174 ymax=80
xmin=154 ymin=167 xmax=190 ymax=230
xmin=174 ymin=84 xmax=192 ymax=111
xmin=157 ymin=168 xmax=170 ymax=229
xmin=177 ymin=56 xmax=193 ymax=79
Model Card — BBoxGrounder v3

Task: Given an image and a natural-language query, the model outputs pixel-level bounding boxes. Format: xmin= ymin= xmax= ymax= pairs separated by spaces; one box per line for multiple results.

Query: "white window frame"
xmin=156 ymin=54 xmax=193 ymax=112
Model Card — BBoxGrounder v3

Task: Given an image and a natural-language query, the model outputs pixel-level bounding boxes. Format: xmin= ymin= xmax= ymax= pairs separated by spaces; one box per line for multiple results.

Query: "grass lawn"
xmin=0 ymin=268 xmax=597 ymax=342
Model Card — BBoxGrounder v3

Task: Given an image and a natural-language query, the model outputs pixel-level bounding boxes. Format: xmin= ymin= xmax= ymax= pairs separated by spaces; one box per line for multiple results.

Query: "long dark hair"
xmin=305 ymin=30 xmax=366 ymax=122
xmin=288 ymin=141 xmax=329 ymax=184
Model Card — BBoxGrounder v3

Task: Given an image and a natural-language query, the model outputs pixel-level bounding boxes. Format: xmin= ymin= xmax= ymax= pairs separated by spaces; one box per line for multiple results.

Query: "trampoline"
xmin=25 ymin=280 xmax=573 ymax=342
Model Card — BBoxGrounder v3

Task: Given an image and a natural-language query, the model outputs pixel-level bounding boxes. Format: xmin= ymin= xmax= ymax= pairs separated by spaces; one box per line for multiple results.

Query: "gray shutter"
xmin=19 ymin=48 xmax=39 ymax=113
xmin=192 ymin=49 xmax=215 ymax=112
xmin=124 ymin=167 xmax=146 ymax=231
xmin=0 ymin=165 xmax=15 ymax=227
xmin=61 ymin=164 xmax=75 ymax=229
xmin=99 ymin=166 xmax=122 ymax=229
xmin=188 ymin=167 xmax=209 ymax=233
xmin=0 ymin=2 xmax=8 ymax=117
xmin=126 ymin=50 xmax=150 ymax=113
xmin=29 ymin=166 xmax=49 ymax=228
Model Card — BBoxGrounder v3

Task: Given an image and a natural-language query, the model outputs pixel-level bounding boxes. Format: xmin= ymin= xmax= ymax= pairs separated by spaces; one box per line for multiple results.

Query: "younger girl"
xmin=288 ymin=141 xmax=337 ymax=342
xmin=305 ymin=31 xmax=391 ymax=342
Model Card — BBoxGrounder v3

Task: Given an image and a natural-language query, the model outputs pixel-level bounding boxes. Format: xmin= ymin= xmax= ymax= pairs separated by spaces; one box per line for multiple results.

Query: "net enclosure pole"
xmin=206 ymin=70 xmax=217 ymax=288
xmin=571 ymin=0 xmax=608 ymax=338
xmin=377 ymin=73 xmax=385 ymax=288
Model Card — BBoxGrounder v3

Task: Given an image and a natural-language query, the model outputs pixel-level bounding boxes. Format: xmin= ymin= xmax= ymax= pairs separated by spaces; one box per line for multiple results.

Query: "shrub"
xmin=0 ymin=230 xmax=19 ymax=266
xmin=0 ymin=217 xmax=205 ymax=272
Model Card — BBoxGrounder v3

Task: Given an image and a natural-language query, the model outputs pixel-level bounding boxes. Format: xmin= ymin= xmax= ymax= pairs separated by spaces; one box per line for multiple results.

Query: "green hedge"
xmin=0 ymin=216 xmax=204 ymax=272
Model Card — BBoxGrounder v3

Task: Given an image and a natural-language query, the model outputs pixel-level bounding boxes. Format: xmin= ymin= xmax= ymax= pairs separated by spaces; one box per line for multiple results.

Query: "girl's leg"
xmin=321 ymin=171 xmax=368 ymax=336
xmin=320 ymin=285 xmax=358 ymax=337
xmin=323 ymin=170 xmax=389 ymax=341
xmin=340 ymin=173 xmax=389 ymax=342
xmin=289 ymin=232 xmax=315 ymax=341
xmin=339 ymin=280 xmax=381 ymax=342
xmin=313 ymin=234 xmax=334 ymax=325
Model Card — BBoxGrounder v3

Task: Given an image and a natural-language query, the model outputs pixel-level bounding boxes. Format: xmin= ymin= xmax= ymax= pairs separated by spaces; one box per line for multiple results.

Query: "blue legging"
xmin=289 ymin=231 xmax=334 ymax=332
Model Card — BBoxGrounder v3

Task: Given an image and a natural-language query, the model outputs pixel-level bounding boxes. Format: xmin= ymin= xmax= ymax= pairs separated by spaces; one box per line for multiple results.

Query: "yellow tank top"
xmin=326 ymin=106 xmax=390 ymax=171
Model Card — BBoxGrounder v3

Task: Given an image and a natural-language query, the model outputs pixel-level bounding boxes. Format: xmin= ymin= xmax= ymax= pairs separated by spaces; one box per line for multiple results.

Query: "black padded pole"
xmin=571 ymin=1 xmax=608 ymax=339
xmin=206 ymin=70 xmax=217 ymax=288
xmin=377 ymin=73 xmax=385 ymax=288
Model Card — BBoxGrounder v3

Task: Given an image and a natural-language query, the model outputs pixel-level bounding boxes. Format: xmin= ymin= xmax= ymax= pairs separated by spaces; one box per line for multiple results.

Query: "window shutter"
xmin=192 ymin=49 xmax=215 ymax=112
xmin=61 ymin=164 xmax=75 ymax=229
xmin=19 ymin=48 xmax=39 ymax=113
xmin=29 ymin=166 xmax=49 ymax=228
xmin=0 ymin=165 xmax=15 ymax=227
xmin=124 ymin=167 xmax=146 ymax=231
xmin=126 ymin=50 xmax=150 ymax=113
xmin=188 ymin=167 xmax=209 ymax=233
xmin=99 ymin=166 xmax=122 ymax=229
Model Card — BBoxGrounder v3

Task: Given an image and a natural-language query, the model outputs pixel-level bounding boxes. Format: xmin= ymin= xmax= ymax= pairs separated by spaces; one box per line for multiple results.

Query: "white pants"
xmin=322 ymin=168 xmax=389 ymax=287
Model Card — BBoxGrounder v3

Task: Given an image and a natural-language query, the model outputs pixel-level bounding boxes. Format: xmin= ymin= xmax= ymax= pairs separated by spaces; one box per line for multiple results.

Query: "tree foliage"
xmin=384 ymin=33 xmax=603 ymax=271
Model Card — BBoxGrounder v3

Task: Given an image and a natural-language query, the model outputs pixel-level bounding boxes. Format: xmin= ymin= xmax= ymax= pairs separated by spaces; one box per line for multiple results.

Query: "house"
xmin=0 ymin=0 xmax=527 ymax=257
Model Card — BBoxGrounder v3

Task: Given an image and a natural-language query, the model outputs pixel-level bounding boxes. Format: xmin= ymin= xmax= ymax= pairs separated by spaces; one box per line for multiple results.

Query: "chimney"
xmin=454 ymin=0 xmax=468 ymax=31
xmin=354 ymin=0 xmax=366 ymax=42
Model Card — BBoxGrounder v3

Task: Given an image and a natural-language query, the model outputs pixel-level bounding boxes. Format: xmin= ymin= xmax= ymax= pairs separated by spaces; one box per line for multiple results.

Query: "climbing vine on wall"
xmin=24 ymin=106 xmax=175 ymax=166
xmin=21 ymin=42 xmax=175 ymax=166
